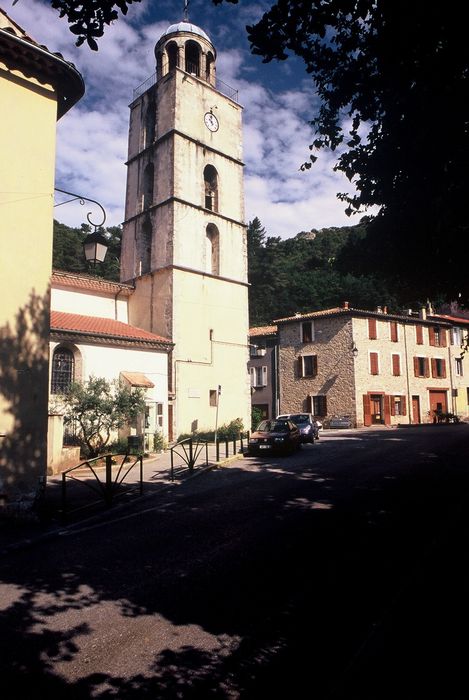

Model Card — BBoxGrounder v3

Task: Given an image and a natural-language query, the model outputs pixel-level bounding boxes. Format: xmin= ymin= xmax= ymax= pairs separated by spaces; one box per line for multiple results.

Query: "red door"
xmin=412 ymin=395 xmax=421 ymax=424
xmin=429 ymin=390 xmax=448 ymax=421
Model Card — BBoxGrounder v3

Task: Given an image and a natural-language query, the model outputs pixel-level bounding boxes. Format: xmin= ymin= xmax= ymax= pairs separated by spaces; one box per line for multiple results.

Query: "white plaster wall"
xmin=49 ymin=342 xmax=169 ymax=435
xmin=51 ymin=288 xmax=128 ymax=322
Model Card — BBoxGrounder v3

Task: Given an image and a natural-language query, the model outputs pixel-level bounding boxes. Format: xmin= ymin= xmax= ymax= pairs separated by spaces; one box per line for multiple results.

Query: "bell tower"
xmin=121 ymin=19 xmax=250 ymax=440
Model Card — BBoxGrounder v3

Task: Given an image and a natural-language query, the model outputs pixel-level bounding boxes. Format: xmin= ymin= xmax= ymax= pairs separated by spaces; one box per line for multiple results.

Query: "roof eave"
xmin=0 ymin=28 xmax=85 ymax=118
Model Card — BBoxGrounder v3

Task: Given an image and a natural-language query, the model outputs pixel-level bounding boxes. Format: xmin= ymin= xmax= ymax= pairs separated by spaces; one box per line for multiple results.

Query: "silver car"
xmin=277 ymin=413 xmax=320 ymax=443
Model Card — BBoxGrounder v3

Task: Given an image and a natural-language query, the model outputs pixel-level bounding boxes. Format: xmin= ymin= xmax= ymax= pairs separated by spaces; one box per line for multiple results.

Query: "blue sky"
xmin=7 ymin=0 xmax=369 ymax=236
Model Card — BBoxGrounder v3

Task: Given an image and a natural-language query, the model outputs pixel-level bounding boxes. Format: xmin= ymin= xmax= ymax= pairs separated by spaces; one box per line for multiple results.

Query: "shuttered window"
xmin=368 ymin=318 xmax=377 ymax=339
xmin=369 ymin=352 xmax=379 ymax=375
xmin=390 ymin=321 xmax=398 ymax=342
xmin=392 ymin=354 xmax=401 ymax=376
xmin=298 ymin=355 xmax=318 ymax=377
xmin=416 ymin=325 xmax=424 ymax=344
xmin=301 ymin=321 xmax=314 ymax=343
xmin=363 ymin=394 xmax=372 ymax=426
xmin=311 ymin=395 xmax=327 ymax=416
xmin=431 ymin=358 xmax=446 ymax=378
xmin=391 ymin=395 xmax=407 ymax=416
xmin=429 ymin=327 xmax=446 ymax=347
xmin=414 ymin=356 xmax=430 ymax=377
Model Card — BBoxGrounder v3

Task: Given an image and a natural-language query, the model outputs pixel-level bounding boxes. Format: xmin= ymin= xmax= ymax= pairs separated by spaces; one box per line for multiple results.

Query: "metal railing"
xmin=170 ymin=438 xmax=209 ymax=481
xmin=61 ymin=452 xmax=143 ymax=520
xmin=215 ymin=431 xmax=249 ymax=461
xmin=133 ymin=68 xmax=238 ymax=103
xmin=170 ymin=432 xmax=249 ymax=480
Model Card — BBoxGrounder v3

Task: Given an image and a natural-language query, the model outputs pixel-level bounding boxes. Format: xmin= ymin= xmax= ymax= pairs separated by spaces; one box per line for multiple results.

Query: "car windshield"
xmin=289 ymin=414 xmax=310 ymax=424
xmin=257 ymin=420 xmax=289 ymax=433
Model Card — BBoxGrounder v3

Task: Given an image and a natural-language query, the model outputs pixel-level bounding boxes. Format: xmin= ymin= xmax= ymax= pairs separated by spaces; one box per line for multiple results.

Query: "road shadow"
xmin=1 ymin=425 xmax=469 ymax=698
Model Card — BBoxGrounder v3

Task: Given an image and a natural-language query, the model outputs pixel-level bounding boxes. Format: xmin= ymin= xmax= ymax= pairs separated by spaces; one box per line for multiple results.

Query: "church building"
xmin=120 ymin=20 xmax=251 ymax=440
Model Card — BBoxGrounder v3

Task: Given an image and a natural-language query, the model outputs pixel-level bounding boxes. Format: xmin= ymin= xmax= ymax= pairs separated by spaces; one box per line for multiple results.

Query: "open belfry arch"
xmin=121 ymin=17 xmax=250 ymax=440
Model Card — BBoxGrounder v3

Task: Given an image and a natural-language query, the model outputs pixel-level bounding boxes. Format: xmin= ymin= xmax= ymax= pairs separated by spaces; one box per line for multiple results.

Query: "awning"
xmin=120 ymin=372 xmax=155 ymax=388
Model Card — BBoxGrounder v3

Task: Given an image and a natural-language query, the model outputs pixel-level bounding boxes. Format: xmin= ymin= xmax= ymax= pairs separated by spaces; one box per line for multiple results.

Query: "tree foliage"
xmin=63 ymin=376 xmax=146 ymax=457
xmin=246 ymin=1 xmax=469 ymax=305
xmin=44 ymin=1 xmax=469 ymax=303
xmin=247 ymin=217 xmax=398 ymax=326
xmin=53 ymin=220 xmax=122 ymax=281
xmin=49 ymin=0 xmax=142 ymax=49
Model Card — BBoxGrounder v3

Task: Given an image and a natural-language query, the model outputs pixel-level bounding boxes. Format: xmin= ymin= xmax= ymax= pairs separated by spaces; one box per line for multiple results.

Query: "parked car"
xmin=328 ymin=415 xmax=353 ymax=429
xmin=247 ymin=419 xmax=301 ymax=455
xmin=277 ymin=413 xmax=320 ymax=443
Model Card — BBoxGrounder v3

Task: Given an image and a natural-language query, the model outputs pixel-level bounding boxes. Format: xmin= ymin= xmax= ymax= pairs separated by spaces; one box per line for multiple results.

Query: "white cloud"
xmin=7 ymin=0 xmax=372 ymax=235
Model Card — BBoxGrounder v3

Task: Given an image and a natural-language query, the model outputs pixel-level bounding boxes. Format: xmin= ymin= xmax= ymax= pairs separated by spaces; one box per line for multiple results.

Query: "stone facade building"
xmin=276 ymin=303 xmax=469 ymax=427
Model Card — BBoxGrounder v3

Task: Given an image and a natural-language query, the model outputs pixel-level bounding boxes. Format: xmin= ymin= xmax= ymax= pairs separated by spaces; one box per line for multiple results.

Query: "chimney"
xmin=407 ymin=309 xmax=413 ymax=315
xmin=383 ymin=306 xmax=388 ymax=314
xmin=376 ymin=305 xmax=382 ymax=313
xmin=343 ymin=301 xmax=349 ymax=309
xmin=419 ymin=307 xmax=427 ymax=320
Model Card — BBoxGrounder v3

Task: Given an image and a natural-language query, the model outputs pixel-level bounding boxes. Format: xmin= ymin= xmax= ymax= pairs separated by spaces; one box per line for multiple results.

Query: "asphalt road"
xmin=1 ymin=425 xmax=469 ymax=699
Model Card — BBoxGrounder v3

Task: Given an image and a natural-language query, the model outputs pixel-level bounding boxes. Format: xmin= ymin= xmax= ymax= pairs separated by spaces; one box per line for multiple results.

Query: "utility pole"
xmin=214 ymin=385 xmax=221 ymax=444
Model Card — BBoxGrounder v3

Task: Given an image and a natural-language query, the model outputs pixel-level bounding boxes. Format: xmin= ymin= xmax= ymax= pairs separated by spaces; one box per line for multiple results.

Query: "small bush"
xmin=251 ymin=407 xmax=264 ymax=431
xmin=176 ymin=418 xmax=245 ymax=443
xmin=154 ymin=430 xmax=166 ymax=452
xmin=106 ymin=439 xmax=129 ymax=455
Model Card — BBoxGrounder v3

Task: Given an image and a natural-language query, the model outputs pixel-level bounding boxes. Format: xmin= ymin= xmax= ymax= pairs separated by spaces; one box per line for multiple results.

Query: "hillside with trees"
xmin=53 ymin=220 xmax=122 ymax=282
xmin=247 ymin=217 xmax=401 ymax=326
xmin=54 ymin=217 xmax=430 ymax=327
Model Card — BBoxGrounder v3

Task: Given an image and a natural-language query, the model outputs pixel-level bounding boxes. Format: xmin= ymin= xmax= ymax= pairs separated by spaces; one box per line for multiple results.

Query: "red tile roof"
xmin=249 ymin=325 xmax=277 ymax=337
xmin=274 ymin=308 xmax=347 ymax=323
xmin=52 ymin=270 xmax=134 ymax=296
xmin=51 ymin=311 xmax=171 ymax=345
xmin=430 ymin=313 xmax=469 ymax=325
xmin=274 ymin=307 xmax=454 ymax=325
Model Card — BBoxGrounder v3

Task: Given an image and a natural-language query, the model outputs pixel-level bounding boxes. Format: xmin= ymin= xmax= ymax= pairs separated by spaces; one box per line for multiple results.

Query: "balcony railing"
xmin=133 ymin=68 xmax=238 ymax=103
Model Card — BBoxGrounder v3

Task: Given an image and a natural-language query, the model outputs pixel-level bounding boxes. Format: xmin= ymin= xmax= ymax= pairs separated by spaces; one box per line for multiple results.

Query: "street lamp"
xmin=351 ymin=341 xmax=358 ymax=358
xmin=54 ymin=188 xmax=108 ymax=266
xmin=82 ymin=229 xmax=108 ymax=265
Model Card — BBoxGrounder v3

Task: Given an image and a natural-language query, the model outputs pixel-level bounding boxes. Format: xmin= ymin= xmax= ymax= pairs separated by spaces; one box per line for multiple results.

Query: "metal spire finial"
xmin=183 ymin=0 xmax=189 ymax=21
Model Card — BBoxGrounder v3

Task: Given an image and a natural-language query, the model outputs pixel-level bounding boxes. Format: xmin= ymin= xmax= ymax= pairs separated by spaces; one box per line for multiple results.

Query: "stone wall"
xmin=278 ymin=315 xmax=356 ymax=423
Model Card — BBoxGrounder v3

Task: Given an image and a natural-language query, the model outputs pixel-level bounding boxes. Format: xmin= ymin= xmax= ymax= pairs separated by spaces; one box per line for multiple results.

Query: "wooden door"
xmin=412 ymin=395 xmax=420 ymax=424
xmin=429 ymin=390 xmax=448 ymax=421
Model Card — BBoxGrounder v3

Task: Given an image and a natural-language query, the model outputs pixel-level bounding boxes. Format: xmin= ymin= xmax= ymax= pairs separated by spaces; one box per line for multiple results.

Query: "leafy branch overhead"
xmin=50 ymin=0 xmax=142 ymax=49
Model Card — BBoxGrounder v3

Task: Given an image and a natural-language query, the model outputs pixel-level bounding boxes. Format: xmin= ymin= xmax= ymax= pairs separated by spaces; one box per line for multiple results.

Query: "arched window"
xmin=203 ymin=165 xmax=218 ymax=212
xmin=51 ymin=347 xmax=75 ymax=394
xmin=206 ymin=51 xmax=215 ymax=84
xmin=143 ymin=162 xmax=154 ymax=210
xmin=166 ymin=41 xmax=178 ymax=74
xmin=185 ymin=40 xmax=200 ymax=76
xmin=140 ymin=217 xmax=152 ymax=275
xmin=206 ymin=224 xmax=220 ymax=275
xmin=145 ymin=100 xmax=155 ymax=147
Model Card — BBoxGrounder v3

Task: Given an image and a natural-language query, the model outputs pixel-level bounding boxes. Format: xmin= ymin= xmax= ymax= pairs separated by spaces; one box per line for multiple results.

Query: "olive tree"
xmin=63 ymin=376 xmax=146 ymax=457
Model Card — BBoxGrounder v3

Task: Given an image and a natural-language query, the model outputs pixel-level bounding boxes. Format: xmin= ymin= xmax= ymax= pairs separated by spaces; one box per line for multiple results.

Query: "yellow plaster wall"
xmin=172 ymin=269 xmax=250 ymax=436
xmin=0 ymin=64 xmax=57 ymax=507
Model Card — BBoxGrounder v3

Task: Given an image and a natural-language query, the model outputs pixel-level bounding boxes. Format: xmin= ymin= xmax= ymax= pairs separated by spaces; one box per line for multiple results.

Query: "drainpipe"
xmin=403 ymin=322 xmax=412 ymax=424
xmin=448 ymin=338 xmax=456 ymax=415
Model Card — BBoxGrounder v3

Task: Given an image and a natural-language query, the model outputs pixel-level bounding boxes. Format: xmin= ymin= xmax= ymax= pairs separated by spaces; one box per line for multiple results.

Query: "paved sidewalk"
xmin=0 ymin=441 xmax=244 ymax=555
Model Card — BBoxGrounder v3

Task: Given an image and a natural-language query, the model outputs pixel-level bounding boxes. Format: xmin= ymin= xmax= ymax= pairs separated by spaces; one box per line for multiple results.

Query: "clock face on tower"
xmin=204 ymin=111 xmax=219 ymax=132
